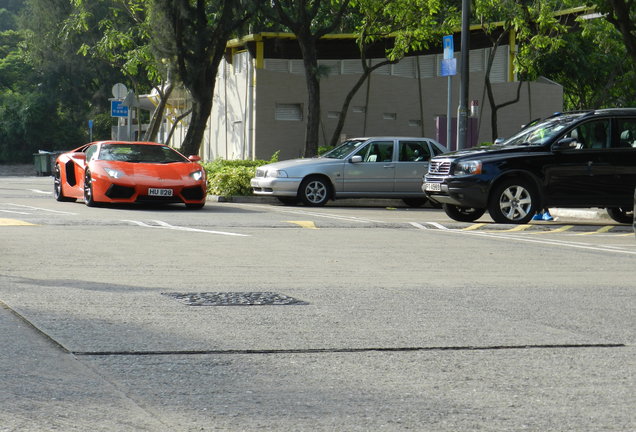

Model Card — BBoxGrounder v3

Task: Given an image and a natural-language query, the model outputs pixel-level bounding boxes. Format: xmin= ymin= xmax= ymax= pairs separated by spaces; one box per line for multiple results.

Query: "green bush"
xmin=203 ymin=151 xmax=279 ymax=197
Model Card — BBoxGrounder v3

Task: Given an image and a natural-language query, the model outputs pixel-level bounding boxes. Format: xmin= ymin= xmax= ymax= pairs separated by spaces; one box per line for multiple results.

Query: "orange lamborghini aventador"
xmin=53 ymin=141 xmax=207 ymax=209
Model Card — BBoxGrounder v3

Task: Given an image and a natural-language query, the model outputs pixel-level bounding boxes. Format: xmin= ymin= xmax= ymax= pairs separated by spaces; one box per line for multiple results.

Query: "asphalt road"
xmin=0 ymin=175 xmax=634 ymax=431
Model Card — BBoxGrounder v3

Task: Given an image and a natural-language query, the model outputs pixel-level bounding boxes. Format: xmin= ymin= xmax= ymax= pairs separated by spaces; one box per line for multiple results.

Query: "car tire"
xmin=607 ymin=207 xmax=633 ymax=224
xmin=83 ymin=171 xmax=98 ymax=207
xmin=402 ymin=198 xmax=428 ymax=208
xmin=299 ymin=176 xmax=331 ymax=206
xmin=488 ymin=179 xmax=538 ymax=224
xmin=53 ymin=164 xmax=75 ymax=202
xmin=442 ymin=204 xmax=486 ymax=222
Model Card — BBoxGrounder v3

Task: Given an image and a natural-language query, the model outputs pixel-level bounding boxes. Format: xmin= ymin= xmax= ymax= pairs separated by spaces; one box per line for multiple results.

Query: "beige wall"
xmin=204 ymin=59 xmax=563 ymax=161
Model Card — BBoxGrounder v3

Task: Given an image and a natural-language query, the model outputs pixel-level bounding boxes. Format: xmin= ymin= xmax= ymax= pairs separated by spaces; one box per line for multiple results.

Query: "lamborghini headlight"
xmin=104 ymin=167 xmax=124 ymax=179
xmin=190 ymin=169 xmax=204 ymax=181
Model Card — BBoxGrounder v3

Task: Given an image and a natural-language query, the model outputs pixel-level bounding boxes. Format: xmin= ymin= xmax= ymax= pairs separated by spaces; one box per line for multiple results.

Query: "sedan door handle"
xmin=383 ymin=164 xmax=394 ymax=168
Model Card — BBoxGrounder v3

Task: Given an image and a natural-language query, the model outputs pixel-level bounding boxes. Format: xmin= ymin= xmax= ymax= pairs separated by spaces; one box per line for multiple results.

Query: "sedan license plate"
xmin=424 ymin=182 xmax=441 ymax=192
xmin=148 ymin=188 xmax=173 ymax=197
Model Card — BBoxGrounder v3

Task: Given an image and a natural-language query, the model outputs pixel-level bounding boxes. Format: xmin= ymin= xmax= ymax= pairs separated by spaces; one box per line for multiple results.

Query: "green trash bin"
xmin=33 ymin=152 xmax=52 ymax=176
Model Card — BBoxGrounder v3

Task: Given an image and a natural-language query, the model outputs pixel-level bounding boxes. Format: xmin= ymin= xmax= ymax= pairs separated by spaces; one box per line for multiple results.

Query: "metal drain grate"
xmin=162 ymin=292 xmax=308 ymax=306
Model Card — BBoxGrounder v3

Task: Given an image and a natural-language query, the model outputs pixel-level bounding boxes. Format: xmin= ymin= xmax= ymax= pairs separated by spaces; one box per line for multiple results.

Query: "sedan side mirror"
xmin=552 ymin=137 xmax=579 ymax=151
xmin=188 ymin=155 xmax=202 ymax=162
xmin=350 ymin=155 xmax=362 ymax=163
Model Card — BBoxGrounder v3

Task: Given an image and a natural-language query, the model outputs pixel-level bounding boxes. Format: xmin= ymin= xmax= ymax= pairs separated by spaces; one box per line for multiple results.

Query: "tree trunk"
xmin=144 ymin=83 xmax=173 ymax=143
xmin=297 ymin=35 xmax=321 ymax=157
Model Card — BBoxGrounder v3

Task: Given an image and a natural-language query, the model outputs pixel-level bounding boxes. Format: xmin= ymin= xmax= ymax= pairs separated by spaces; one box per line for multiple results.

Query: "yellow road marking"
xmin=530 ymin=225 xmax=574 ymax=234
xmin=576 ymin=226 xmax=613 ymax=236
xmin=484 ymin=224 xmax=532 ymax=232
xmin=285 ymin=221 xmax=318 ymax=229
xmin=0 ymin=218 xmax=36 ymax=226
xmin=462 ymin=223 xmax=487 ymax=231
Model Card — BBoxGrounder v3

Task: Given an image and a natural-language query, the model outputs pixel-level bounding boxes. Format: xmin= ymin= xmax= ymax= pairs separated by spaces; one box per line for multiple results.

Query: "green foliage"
xmin=536 ymin=17 xmax=636 ymax=109
xmin=202 ymin=151 xmax=279 ymax=197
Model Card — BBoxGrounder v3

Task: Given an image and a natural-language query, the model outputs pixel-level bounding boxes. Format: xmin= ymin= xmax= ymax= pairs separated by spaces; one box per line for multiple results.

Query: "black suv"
xmin=423 ymin=108 xmax=636 ymax=224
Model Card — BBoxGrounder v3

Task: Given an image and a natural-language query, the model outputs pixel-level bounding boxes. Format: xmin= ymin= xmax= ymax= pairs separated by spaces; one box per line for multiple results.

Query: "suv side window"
xmin=563 ymin=120 xmax=610 ymax=149
xmin=399 ymin=141 xmax=431 ymax=162
xmin=616 ymin=118 xmax=636 ymax=148
xmin=354 ymin=141 xmax=394 ymax=162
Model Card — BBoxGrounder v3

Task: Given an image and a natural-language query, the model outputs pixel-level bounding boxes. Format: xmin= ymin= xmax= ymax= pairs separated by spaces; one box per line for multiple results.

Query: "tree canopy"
xmin=0 ymin=0 xmax=634 ymax=163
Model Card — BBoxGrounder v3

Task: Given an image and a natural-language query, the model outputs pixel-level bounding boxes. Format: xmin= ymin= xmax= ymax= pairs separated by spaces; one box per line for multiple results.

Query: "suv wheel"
xmin=443 ymin=204 xmax=486 ymax=222
xmin=488 ymin=179 xmax=538 ymax=224
xmin=607 ymin=207 xmax=633 ymax=224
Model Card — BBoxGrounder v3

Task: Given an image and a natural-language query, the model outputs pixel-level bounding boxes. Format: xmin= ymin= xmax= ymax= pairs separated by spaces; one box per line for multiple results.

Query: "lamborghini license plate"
xmin=148 ymin=188 xmax=173 ymax=197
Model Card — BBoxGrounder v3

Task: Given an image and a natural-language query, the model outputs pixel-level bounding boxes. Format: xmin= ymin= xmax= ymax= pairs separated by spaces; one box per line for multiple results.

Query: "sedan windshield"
xmin=99 ymin=144 xmax=188 ymax=163
xmin=502 ymin=113 xmax=586 ymax=146
xmin=321 ymin=139 xmax=367 ymax=159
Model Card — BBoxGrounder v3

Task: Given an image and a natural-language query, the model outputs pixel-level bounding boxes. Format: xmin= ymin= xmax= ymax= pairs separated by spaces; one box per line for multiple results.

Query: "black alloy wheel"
xmin=442 ymin=204 xmax=486 ymax=222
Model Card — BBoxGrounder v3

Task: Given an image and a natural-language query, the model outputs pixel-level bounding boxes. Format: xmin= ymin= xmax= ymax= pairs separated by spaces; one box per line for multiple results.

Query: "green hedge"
xmin=202 ymin=151 xmax=279 ymax=197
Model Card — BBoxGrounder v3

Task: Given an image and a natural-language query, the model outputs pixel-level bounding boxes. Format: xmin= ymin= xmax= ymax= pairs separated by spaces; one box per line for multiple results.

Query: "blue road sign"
xmin=443 ymin=35 xmax=454 ymax=60
xmin=441 ymin=58 xmax=457 ymax=77
xmin=111 ymin=100 xmax=129 ymax=118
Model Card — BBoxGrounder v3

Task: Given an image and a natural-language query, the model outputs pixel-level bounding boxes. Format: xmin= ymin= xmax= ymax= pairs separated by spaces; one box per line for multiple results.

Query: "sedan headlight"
xmin=454 ymin=160 xmax=482 ymax=176
xmin=104 ymin=167 xmax=124 ymax=179
xmin=190 ymin=169 xmax=204 ymax=181
xmin=266 ymin=169 xmax=288 ymax=178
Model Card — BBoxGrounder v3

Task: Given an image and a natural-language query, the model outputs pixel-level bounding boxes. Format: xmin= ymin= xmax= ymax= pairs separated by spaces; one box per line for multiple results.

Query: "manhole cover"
xmin=162 ymin=292 xmax=308 ymax=306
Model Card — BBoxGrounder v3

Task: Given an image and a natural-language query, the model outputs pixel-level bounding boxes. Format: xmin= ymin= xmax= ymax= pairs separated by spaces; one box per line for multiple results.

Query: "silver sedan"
xmin=250 ymin=137 xmax=447 ymax=206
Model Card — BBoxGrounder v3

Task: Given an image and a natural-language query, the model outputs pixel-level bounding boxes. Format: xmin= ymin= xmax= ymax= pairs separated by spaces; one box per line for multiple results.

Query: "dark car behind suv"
xmin=423 ymin=108 xmax=636 ymax=224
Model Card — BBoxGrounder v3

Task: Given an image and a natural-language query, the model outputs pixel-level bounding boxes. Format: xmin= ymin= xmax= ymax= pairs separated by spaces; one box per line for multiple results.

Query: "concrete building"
xmin=161 ymin=30 xmax=564 ymax=161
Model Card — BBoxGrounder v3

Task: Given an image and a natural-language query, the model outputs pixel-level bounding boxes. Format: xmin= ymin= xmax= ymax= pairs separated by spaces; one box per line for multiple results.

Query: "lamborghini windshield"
xmin=98 ymin=144 xmax=188 ymax=163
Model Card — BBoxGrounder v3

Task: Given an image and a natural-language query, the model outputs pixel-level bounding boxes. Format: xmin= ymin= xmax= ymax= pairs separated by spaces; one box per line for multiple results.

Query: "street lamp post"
xmin=457 ymin=0 xmax=470 ymax=150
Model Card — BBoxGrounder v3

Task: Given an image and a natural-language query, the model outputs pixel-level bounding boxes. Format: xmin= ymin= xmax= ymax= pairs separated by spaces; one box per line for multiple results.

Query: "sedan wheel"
xmin=488 ymin=179 xmax=537 ymax=224
xmin=299 ymin=176 xmax=330 ymax=206
xmin=83 ymin=171 xmax=97 ymax=207
xmin=442 ymin=204 xmax=486 ymax=222
xmin=607 ymin=207 xmax=633 ymax=224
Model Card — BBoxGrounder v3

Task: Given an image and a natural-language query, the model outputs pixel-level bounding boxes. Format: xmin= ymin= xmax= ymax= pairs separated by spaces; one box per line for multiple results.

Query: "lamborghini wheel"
xmin=53 ymin=164 xmax=75 ymax=202
xmin=83 ymin=171 xmax=98 ymax=207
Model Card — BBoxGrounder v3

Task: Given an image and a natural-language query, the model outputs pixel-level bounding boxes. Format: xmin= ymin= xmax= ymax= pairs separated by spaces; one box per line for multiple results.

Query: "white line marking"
xmin=409 ymin=222 xmax=428 ymax=230
xmin=426 ymin=226 xmax=636 ymax=255
xmin=123 ymin=220 xmax=249 ymax=237
xmin=29 ymin=189 xmax=52 ymax=195
xmin=6 ymin=203 xmax=77 ymax=215
xmin=0 ymin=209 xmax=31 ymax=215
xmin=423 ymin=222 xmax=450 ymax=230
xmin=239 ymin=203 xmax=384 ymax=223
